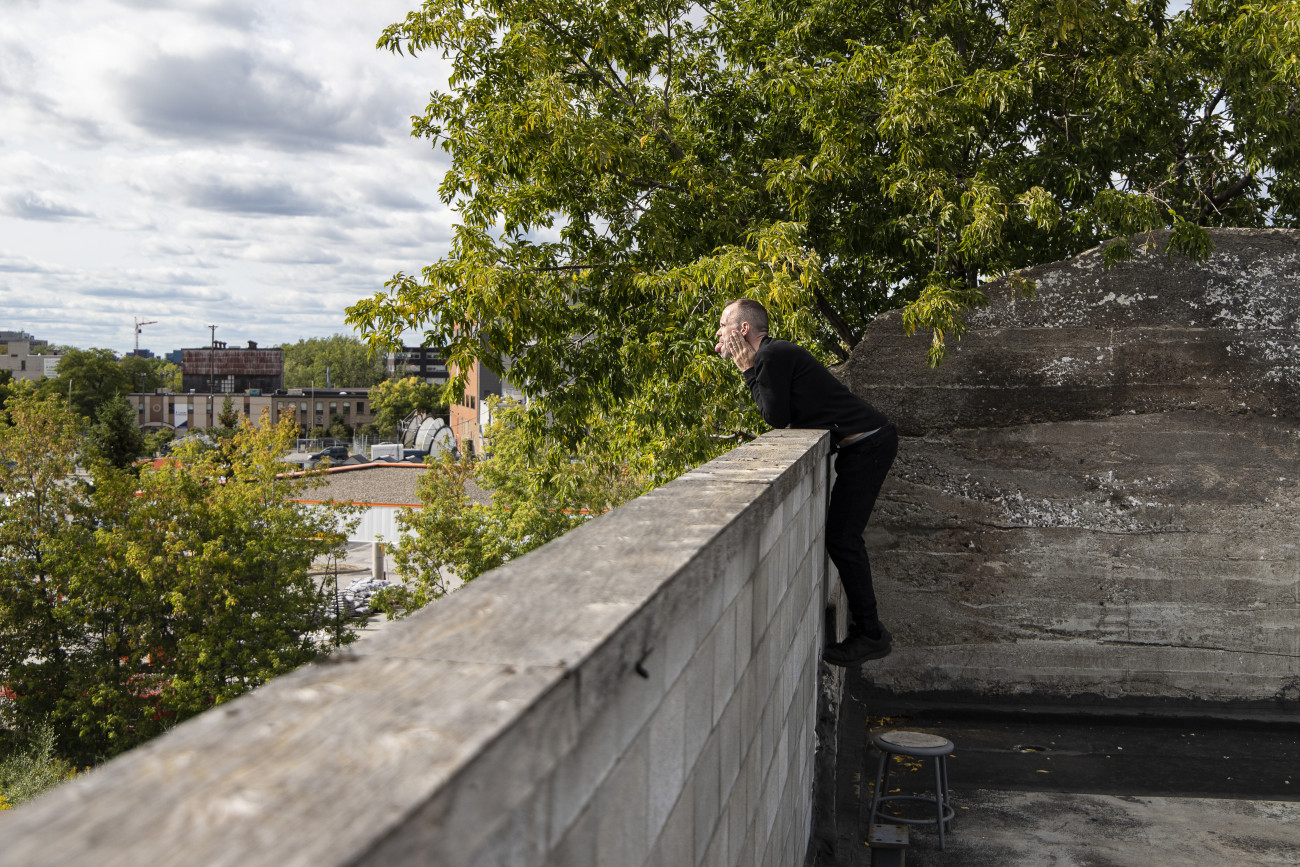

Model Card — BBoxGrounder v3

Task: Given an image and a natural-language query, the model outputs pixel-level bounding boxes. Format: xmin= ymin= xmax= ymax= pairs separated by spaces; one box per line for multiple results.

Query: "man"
xmin=716 ymin=299 xmax=898 ymax=666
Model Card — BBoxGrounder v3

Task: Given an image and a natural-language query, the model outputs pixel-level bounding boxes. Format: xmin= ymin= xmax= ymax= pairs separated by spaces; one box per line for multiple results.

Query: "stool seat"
xmin=873 ymin=730 xmax=954 ymax=756
xmin=869 ymin=730 xmax=956 ymax=850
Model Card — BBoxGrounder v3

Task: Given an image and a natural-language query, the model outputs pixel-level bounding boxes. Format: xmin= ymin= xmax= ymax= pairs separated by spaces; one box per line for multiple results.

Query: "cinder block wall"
xmin=0 ymin=430 xmax=838 ymax=867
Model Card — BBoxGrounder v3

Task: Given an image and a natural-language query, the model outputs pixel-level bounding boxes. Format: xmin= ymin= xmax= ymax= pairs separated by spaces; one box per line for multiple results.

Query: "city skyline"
xmin=2 ymin=0 xmax=454 ymax=355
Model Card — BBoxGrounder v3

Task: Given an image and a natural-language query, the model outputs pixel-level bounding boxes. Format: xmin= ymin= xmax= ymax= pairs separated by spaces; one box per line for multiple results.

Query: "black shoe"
xmin=823 ymin=626 xmax=892 ymax=667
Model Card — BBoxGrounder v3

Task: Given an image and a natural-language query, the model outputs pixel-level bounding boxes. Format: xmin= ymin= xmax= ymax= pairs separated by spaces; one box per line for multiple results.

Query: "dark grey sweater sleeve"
xmin=743 ymin=343 xmax=790 ymax=428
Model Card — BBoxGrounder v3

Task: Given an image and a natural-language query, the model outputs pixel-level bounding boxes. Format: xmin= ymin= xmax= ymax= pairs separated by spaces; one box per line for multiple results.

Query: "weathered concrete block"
xmin=683 ymin=628 xmax=716 ymax=760
xmin=547 ymin=700 xmax=618 ymax=848
xmin=842 ymin=229 xmax=1300 ymax=710
xmin=545 ymin=801 xmax=597 ymax=867
xmin=649 ymin=782 xmax=694 ymax=867
xmin=594 ymin=745 xmax=649 ymax=867
xmin=713 ymin=605 xmax=738 ymax=726
xmin=646 ymin=676 xmax=687 ymax=843
xmin=692 ymin=729 xmax=723 ymax=858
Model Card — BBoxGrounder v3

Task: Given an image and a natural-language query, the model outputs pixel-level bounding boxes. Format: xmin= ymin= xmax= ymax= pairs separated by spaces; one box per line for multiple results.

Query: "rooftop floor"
xmin=834 ymin=670 xmax=1300 ymax=866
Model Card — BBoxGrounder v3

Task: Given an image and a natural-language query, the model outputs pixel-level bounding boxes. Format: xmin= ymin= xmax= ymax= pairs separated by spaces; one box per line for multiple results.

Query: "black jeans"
xmin=826 ymin=423 xmax=898 ymax=629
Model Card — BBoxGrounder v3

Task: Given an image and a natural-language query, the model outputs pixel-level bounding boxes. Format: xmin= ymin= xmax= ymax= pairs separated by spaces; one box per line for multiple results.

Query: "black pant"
xmin=826 ymin=424 xmax=898 ymax=629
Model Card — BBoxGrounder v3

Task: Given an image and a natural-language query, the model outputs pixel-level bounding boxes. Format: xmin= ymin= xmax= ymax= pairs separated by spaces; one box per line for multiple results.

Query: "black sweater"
xmin=742 ymin=337 xmax=890 ymax=443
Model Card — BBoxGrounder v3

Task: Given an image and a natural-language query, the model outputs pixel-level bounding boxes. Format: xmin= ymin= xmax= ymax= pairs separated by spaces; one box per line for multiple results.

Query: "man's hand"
xmin=726 ymin=331 xmax=756 ymax=372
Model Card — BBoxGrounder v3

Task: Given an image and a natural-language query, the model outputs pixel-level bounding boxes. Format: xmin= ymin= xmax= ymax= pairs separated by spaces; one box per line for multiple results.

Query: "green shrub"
xmin=0 ymin=724 xmax=77 ymax=808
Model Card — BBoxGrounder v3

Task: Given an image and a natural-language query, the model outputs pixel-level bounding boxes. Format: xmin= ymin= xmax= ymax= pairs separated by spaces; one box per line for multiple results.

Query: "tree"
xmin=0 ymin=371 xmax=15 ymax=413
xmin=280 ymin=335 xmax=387 ymax=389
xmin=349 ymin=0 xmax=1299 ymax=490
xmin=0 ymin=398 xmax=359 ymax=763
xmin=39 ymin=349 xmax=131 ymax=420
xmin=142 ymin=428 xmax=174 ymax=460
xmin=379 ymin=398 xmax=650 ymax=615
xmin=347 ymin=0 xmax=1299 ymax=588
xmin=217 ymin=395 xmax=241 ymax=431
xmin=369 ymin=376 xmax=448 ymax=437
xmin=0 ymin=395 xmax=97 ymax=753
xmin=86 ymin=396 xmax=146 ymax=470
xmin=119 ymin=355 xmax=180 ymax=394
xmin=143 ymin=426 xmax=175 ymax=458
xmin=326 ymin=414 xmax=352 ymax=440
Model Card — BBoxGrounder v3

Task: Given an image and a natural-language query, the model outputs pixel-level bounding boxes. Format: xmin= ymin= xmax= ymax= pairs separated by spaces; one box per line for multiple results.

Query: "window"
xmin=316 ymin=402 xmax=323 ymax=412
xmin=329 ymin=402 xmax=337 ymax=410
xmin=356 ymin=401 xmax=364 ymax=414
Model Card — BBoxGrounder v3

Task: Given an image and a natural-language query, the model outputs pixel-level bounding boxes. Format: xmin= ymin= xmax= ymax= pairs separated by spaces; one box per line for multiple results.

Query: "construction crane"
xmin=134 ymin=317 xmax=158 ymax=355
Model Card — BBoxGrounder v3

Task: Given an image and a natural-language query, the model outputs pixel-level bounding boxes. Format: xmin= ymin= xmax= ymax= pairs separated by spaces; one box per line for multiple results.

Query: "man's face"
xmin=715 ymin=304 xmax=746 ymax=357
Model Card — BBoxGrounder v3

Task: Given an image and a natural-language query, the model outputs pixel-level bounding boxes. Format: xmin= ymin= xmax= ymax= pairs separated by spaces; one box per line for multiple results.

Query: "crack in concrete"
xmin=1096 ymin=639 xmax=1300 ymax=659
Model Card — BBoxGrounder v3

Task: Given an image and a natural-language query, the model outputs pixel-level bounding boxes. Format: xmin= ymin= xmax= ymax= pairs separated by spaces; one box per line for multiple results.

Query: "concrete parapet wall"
xmin=0 ymin=430 xmax=835 ymax=867
xmin=842 ymin=229 xmax=1300 ymax=710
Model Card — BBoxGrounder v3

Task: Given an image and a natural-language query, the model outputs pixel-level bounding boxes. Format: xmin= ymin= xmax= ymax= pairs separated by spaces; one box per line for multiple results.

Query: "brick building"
xmin=129 ymin=388 xmax=375 ymax=433
xmin=447 ymin=359 xmax=525 ymax=457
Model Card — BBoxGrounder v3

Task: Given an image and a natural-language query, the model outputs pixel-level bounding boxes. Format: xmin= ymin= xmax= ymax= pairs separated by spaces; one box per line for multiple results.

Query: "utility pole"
xmin=134 ymin=317 xmax=158 ymax=355
xmin=208 ymin=325 xmax=219 ymax=395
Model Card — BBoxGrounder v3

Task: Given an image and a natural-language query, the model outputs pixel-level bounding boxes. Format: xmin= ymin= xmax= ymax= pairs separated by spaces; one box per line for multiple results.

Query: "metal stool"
xmin=869 ymin=730 xmax=955 ymax=849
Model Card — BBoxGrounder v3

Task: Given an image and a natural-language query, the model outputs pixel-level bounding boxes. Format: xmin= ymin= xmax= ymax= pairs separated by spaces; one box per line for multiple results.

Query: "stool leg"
xmin=934 ymin=756 xmax=946 ymax=850
xmin=940 ymin=755 xmax=951 ymax=832
xmin=870 ymin=751 xmax=889 ymax=826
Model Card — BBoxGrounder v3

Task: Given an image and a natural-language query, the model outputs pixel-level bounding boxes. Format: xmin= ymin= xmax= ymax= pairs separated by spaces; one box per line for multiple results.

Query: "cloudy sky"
xmin=2 ymin=0 xmax=456 ymax=355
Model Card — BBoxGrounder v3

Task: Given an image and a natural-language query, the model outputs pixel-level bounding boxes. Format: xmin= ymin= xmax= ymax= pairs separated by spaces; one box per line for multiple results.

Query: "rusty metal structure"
xmin=180 ymin=340 xmax=283 ymax=394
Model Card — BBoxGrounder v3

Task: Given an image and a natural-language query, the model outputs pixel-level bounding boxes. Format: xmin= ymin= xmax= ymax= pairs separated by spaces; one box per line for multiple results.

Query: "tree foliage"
xmin=379 ymin=398 xmax=650 ymax=614
xmin=119 ymin=355 xmax=180 ymax=394
xmin=369 ymin=376 xmax=449 ymax=436
xmin=38 ymin=348 xmax=131 ymax=420
xmin=0 ymin=396 xmax=358 ymax=763
xmin=86 ymin=396 xmax=147 ymax=470
xmin=280 ymin=335 xmax=387 ymax=390
xmin=26 ymin=350 xmax=178 ymax=421
xmin=348 ymin=0 xmax=1299 ymax=537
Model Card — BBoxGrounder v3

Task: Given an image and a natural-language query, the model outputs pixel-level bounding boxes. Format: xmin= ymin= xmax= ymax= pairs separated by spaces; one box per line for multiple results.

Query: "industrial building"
xmin=384 ymin=345 xmax=449 ymax=385
xmin=128 ymin=387 xmax=375 ymax=433
xmin=0 ymin=330 xmax=61 ymax=381
xmin=180 ymin=340 xmax=283 ymax=394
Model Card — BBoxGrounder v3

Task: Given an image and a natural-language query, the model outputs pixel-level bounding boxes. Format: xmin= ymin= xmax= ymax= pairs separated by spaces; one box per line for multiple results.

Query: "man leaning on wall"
xmin=716 ymin=299 xmax=899 ymax=666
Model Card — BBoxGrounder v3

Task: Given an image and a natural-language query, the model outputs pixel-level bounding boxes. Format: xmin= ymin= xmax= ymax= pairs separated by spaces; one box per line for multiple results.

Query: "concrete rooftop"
xmin=831 ymin=668 xmax=1300 ymax=866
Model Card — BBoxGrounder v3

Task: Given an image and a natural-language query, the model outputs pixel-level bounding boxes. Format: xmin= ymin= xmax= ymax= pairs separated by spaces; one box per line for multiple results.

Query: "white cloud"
xmin=3 ymin=191 xmax=94 ymax=221
xmin=118 ymin=47 xmax=386 ymax=151
xmin=0 ymin=0 xmax=454 ymax=354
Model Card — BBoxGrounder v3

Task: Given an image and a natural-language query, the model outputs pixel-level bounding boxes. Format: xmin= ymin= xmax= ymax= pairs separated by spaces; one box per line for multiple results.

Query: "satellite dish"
xmin=414 ymin=417 xmax=438 ymax=451
xmin=430 ymin=424 xmax=456 ymax=455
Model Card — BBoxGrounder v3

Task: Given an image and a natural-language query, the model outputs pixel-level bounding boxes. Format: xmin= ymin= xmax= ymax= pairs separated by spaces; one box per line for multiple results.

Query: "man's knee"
xmin=826 ymin=535 xmax=866 ymax=562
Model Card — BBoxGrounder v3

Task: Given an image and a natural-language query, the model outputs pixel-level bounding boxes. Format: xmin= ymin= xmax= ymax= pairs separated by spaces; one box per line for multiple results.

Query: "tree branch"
xmin=813 ymin=288 xmax=857 ymax=354
xmin=1200 ymin=171 xmax=1256 ymax=220
xmin=608 ymin=166 xmax=687 ymax=194
xmin=1203 ymin=85 xmax=1226 ymax=121
xmin=535 ymin=12 xmax=686 ymax=162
